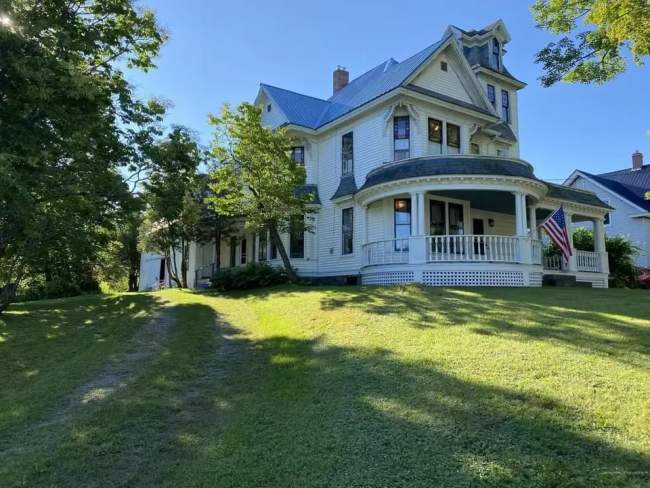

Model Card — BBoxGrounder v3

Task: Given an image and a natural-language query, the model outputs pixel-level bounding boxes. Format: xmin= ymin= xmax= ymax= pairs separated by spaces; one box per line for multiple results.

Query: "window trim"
xmin=393 ymin=198 xmax=411 ymax=251
xmin=393 ymin=116 xmax=410 ymax=161
xmin=341 ymin=207 xmax=354 ymax=255
xmin=240 ymin=238 xmax=247 ymax=265
xmin=341 ymin=131 xmax=354 ymax=175
xmin=446 ymin=122 xmax=461 ymax=150
xmin=487 ymin=84 xmax=496 ymax=108
xmin=291 ymin=146 xmax=305 ymax=166
xmin=501 ymin=89 xmax=510 ymax=123
xmin=258 ymin=231 xmax=268 ymax=262
xmin=492 ymin=38 xmax=500 ymax=70
xmin=289 ymin=216 xmax=305 ymax=259
xmin=428 ymin=118 xmax=443 ymax=144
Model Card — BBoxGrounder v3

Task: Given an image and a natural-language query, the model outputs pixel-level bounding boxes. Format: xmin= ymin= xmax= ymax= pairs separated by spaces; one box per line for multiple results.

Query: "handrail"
xmin=362 ymin=238 xmax=409 ymax=266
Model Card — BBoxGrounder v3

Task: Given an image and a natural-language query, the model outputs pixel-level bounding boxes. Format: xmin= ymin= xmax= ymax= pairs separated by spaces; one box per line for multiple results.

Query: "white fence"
xmin=426 ymin=235 xmax=521 ymax=263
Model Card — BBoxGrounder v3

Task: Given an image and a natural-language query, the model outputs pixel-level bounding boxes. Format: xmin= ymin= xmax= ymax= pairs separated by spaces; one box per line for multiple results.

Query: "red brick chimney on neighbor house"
xmin=333 ymin=66 xmax=349 ymax=95
xmin=632 ymin=150 xmax=644 ymax=170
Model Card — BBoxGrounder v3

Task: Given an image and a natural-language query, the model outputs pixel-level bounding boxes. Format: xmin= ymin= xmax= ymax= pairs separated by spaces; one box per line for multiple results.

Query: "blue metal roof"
xmin=261 ymin=36 xmax=450 ymax=130
xmin=582 ymin=165 xmax=650 ymax=212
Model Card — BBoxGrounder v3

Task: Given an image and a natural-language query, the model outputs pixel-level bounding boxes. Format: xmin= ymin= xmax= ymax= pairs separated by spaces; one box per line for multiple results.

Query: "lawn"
xmin=1 ymin=286 xmax=649 ymax=487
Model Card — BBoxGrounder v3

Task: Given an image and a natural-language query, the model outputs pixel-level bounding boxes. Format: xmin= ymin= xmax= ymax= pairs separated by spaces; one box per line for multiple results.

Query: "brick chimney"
xmin=632 ymin=150 xmax=644 ymax=170
xmin=333 ymin=66 xmax=349 ymax=95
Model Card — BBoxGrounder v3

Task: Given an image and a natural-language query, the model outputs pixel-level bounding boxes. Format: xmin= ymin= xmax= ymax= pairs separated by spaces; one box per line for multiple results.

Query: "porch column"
xmin=565 ymin=211 xmax=578 ymax=272
xmin=593 ymin=216 xmax=609 ymax=274
xmin=409 ymin=191 xmax=427 ymax=263
xmin=513 ymin=192 xmax=531 ymax=263
xmin=528 ymin=203 xmax=538 ymax=239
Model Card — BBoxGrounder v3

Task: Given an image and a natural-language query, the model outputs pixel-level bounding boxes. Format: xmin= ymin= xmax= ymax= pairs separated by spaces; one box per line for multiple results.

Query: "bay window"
xmin=446 ymin=123 xmax=460 ymax=155
xmin=394 ymin=198 xmax=411 ymax=251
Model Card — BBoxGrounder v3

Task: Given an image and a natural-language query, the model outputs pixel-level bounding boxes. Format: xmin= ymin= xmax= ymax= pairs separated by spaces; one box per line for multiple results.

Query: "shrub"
xmin=209 ymin=262 xmax=289 ymax=291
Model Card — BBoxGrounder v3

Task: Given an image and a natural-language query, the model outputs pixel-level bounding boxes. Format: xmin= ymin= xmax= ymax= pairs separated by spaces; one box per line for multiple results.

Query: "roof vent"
xmin=632 ymin=150 xmax=643 ymax=171
xmin=333 ymin=66 xmax=349 ymax=95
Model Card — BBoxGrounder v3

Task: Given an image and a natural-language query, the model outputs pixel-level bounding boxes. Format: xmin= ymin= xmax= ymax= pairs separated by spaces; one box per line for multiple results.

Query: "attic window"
xmin=440 ymin=61 xmax=448 ymax=72
xmin=267 ymin=103 xmax=272 ymax=112
xmin=492 ymin=39 xmax=501 ymax=70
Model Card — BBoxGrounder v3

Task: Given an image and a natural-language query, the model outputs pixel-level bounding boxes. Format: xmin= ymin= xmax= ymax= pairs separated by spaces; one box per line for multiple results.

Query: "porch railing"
xmin=425 ymin=235 xmax=520 ymax=263
xmin=543 ymin=254 xmax=564 ymax=271
xmin=576 ymin=250 xmax=603 ymax=273
xmin=362 ymin=235 xmax=542 ymax=267
xmin=363 ymin=238 xmax=409 ymax=266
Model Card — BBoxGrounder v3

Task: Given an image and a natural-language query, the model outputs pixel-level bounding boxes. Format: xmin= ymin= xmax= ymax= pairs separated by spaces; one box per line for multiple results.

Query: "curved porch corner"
xmin=354 ymin=156 xmax=611 ymax=289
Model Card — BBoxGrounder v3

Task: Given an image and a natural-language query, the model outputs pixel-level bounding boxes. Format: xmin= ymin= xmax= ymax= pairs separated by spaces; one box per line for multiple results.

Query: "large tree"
xmin=207 ymin=103 xmax=315 ymax=282
xmin=139 ymin=127 xmax=204 ymax=289
xmin=533 ymin=0 xmax=650 ymax=86
xmin=0 ymin=0 xmax=166 ymax=310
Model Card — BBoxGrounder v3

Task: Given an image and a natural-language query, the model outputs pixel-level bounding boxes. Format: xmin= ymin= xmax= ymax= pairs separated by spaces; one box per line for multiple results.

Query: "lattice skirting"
xmin=362 ymin=271 xmax=414 ymax=285
xmin=528 ymin=272 xmax=543 ymax=287
xmin=578 ymin=277 xmax=608 ymax=288
xmin=422 ymin=270 xmax=526 ymax=287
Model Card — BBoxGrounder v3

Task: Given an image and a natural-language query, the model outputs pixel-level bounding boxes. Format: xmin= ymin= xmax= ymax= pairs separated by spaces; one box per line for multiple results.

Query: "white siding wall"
xmin=570 ymin=175 xmax=650 ymax=267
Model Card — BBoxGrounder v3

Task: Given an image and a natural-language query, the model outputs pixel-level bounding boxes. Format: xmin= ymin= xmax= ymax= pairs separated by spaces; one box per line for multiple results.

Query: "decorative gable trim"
xmin=402 ymin=38 xmax=495 ymax=116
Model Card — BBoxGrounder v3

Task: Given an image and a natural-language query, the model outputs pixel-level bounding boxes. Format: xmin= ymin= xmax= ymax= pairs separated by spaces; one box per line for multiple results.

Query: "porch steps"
xmin=543 ymin=274 xmax=592 ymax=288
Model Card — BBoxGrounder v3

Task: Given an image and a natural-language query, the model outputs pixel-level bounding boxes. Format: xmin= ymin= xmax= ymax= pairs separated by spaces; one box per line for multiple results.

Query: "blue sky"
xmin=127 ymin=0 xmax=650 ymax=181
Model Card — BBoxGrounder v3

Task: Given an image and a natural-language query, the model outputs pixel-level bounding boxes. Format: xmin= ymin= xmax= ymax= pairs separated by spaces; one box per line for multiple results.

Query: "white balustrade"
xmin=426 ymin=235 xmax=521 ymax=263
xmin=362 ymin=238 xmax=410 ymax=266
xmin=531 ymin=240 xmax=543 ymax=265
xmin=362 ymin=235 xmax=531 ymax=266
xmin=576 ymin=250 xmax=602 ymax=273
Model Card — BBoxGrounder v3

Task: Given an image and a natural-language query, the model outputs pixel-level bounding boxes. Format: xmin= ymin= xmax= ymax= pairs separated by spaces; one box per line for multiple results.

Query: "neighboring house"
xmin=140 ymin=20 xmax=611 ymax=290
xmin=564 ymin=151 xmax=650 ymax=270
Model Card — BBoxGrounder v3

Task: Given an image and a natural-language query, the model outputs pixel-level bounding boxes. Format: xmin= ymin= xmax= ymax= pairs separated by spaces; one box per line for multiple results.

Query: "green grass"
xmin=1 ymin=286 xmax=649 ymax=487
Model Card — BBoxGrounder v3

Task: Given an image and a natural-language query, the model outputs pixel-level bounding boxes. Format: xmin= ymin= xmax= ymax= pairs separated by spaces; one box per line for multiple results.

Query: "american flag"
xmin=543 ymin=206 xmax=573 ymax=262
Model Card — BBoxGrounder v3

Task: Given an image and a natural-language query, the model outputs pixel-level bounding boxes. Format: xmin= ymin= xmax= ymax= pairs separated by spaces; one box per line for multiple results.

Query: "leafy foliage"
xmin=0 ymin=0 xmax=167 ymax=308
xmin=532 ymin=0 xmax=650 ymax=85
xmin=207 ymin=103 xmax=315 ymax=282
xmin=209 ymin=262 xmax=289 ymax=291
xmin=139 ymin=127 xmax=205 ymax=288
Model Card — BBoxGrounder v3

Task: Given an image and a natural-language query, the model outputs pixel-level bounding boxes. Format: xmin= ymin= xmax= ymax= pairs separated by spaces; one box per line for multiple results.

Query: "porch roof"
xmin=359 ymin=156 xmax=536 ymax=191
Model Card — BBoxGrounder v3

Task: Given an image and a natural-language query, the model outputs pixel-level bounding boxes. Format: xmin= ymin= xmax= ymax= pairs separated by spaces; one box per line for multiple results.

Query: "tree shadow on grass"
xmin=15 ymin=301 xmax=644 ymax=487
xmin=318 ymin=285 xmax=650 ymax=368
xmin=4 ymin=296 xmax=649 ymax=487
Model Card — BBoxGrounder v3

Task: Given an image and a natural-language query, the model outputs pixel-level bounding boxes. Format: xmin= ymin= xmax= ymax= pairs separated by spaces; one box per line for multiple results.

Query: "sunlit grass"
xmin=0 ymin=286 xmax=649 ymax=487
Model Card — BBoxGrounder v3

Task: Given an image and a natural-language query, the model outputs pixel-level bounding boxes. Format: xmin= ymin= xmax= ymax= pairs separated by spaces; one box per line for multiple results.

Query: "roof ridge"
xmin=260 ymin=83 xmax=329 ymax=103
xmin=327 ymin=58 xmax=396 ymax=102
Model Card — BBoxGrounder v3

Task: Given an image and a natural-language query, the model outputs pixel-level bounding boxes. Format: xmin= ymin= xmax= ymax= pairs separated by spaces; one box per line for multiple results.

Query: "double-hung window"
xmin=394 ymin=198 xmax=411 ymax=251
xmin=428 ymin=118 xmax=443 ymax=154
xmin=289 ymin=216 xmax=304 ymax=259
xmin=291 ymin=146 xmax=305 ymax=165
xmin=487 ymin=84 xmax=496 ymax=108
xmin=501 ymin=89 xmax=510 ymax=123
xmin=393 ymin=116 xmax=410 ymax=160
xmin=240 ymin=238 xmax=247 ymax=265
xmin=342 ymin=208 xmax=353 ymax=255
xmin=258 ymin=231 xmax=268 ymax=261
xmin=446 ymin=123 xmax=460 ymax=155
xmin=341 ymin=132 xmax=354 ymax=174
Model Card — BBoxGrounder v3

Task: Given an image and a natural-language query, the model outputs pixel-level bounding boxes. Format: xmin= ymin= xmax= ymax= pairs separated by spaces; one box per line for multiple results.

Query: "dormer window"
xmin=492 ymin=39 xmax=501 ymax=70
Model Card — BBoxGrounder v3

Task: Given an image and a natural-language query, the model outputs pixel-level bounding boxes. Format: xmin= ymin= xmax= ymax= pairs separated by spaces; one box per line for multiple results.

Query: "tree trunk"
xmin=167 ymin=249 xmax=182 ymax=288
xmin=180 ymin=240 xmax=189 ymax=289
xmin=128 ymin=254 xmax=140 ymax=292
xmin=269 ymin=223 xmax=298 ymax=282
xmin=215 ymin=227 xmax=222 ymax=271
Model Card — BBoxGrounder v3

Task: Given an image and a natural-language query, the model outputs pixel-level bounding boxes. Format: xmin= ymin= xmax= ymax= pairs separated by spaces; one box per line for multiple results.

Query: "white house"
xmin=564 ymin=151 xmax=650 ymax=270
xmin=141 ymin=20 xmax=611 ymax=290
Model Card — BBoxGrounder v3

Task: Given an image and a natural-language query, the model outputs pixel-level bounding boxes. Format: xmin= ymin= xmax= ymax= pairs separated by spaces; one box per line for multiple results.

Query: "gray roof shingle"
xmin=331 ymin=175 xmax=358 ymax=200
